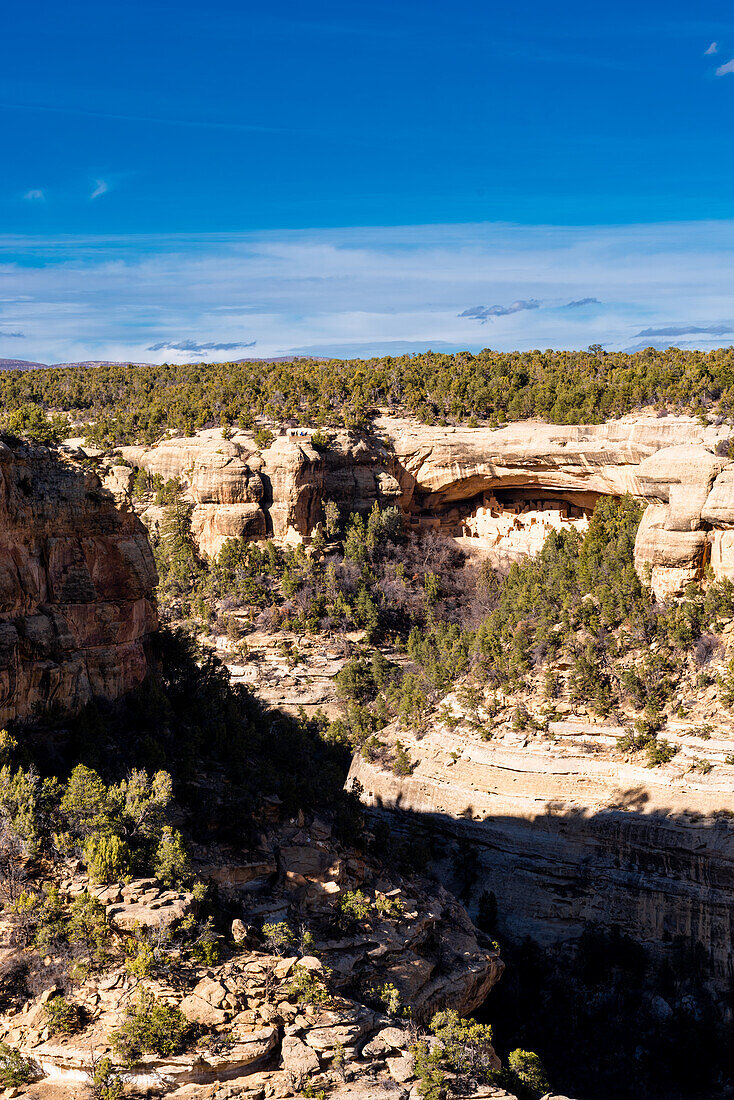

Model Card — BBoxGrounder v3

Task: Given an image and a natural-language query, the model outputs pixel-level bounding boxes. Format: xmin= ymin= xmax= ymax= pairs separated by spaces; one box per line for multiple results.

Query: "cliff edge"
xmin=0 ymin=442 xmax=157 ymax=724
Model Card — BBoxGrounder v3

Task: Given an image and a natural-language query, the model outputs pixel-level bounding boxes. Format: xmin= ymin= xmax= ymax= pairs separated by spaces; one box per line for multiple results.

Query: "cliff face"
xmin=122 ymin=430 xmax=401 ymax=556
xmin=121 ymin=415 xmax=734 ymax=600
xmin=348 ymin=717 xmax=734 ymax=982
xmin=0 ymin=443 xmax=157 ymax=724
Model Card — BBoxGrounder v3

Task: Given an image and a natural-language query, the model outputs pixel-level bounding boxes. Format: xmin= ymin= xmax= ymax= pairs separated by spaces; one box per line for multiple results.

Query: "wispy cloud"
xmin=635 ymin=322 xmax=734 ymax=337
xmin=90 ymin=179 xmax=109 ymax=200
xmin=5 ymin=220 xmax=734 ymax=363
xmin=147 ymin=339 xmax=257 ymax=352
xmin=716 ymin=58 xmax=734 ymax=75
xmin=705 ymin=41 xmax=718 ymax=54
xmin=23 ymin=189 xmax=45 ymax=201
xmin=1 ymin=100 xmax=309 ymax=137
xmin=0 ymin=330 xmax=25 ymax=338
xmin=459 ymin=300 xmax=540 ymax=322
xmin=562 ymin=297 xmax=600 ymax=309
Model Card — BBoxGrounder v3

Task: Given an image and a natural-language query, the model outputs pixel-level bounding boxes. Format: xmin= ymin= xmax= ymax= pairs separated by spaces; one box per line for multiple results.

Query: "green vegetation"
xmin=0 ymin=1043 xmax=37 ymax=1088
xmin=110 ymin=990 xmax=193 ymax=1063
xmin=337 ymin=888 xmax=404 ymax=929
xmin=261 ymin=921 xmax=296 ymax=954
xmin=2 ymin=403 xmax=70 ymax=445
xmin=411 ymin=1009 xmax=547 ymax=1098
xmin=282 ymin=964 xmax=332 ymax=1007
xmin=507 ymin=1049 xmax=550 ymax=1098
xmin=0 ymin=759 xmax=183 ymax=884
xmin=150 ymin=485 xmax=734 ymax=772
xmin=1 ymin=346 xmax=733 ymax=445
xmin=43 ymin=994 xmax=86 ymax=1035
xmin=88 ymin=1055 xmax=124 ymax=1100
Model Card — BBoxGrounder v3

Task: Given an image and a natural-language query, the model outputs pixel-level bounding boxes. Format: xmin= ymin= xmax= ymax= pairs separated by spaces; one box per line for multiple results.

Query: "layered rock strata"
xmin=348 ymin=710 xmax=734 ymax=983
xmin=0 ymin=442 xmax=157 ymax=723
xmin=120 ymin=415 xmax=734 ymax=598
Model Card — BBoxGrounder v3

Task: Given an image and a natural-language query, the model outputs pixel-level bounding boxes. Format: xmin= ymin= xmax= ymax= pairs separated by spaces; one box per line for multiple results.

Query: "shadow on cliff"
xmin=11 ymin=624 xmax=361 ymax=851
xmin=362 ymin=788 xmax=734 ymax=1100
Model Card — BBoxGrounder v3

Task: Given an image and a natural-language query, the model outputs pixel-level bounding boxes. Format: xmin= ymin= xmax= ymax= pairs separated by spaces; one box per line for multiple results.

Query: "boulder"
xmin=178 ymin=994 xmax=228 ymax=1028
xmin=281 ymin=1033 xmax=321 ymax=1078
xmin=361 ymin=1026 xmax=408 ymax=1058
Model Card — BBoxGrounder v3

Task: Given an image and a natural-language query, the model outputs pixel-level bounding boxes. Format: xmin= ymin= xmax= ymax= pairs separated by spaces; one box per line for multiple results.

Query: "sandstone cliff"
xmin=347 ymin=693 xmax=734 ymax=984
xmin=118 ymin=415 xmax=734 ymax=600
xmin=121 ymin=430 xmax=401 ymax=557
xmin=0 ymin=442 xmax=157 ymax=724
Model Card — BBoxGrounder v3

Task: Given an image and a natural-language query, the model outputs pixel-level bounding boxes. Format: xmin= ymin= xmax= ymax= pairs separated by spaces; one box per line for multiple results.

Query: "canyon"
xmin=7 ymin=413 xmax=734 ymax=1098
xmin=0 ymin=441 xmax=539 ymax=1100
xmin=113 ymin=418 xmax=734 ymax=977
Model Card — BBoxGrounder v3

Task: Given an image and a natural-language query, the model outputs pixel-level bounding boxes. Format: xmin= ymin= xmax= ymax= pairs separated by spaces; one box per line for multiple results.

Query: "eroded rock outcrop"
xmin=0 ymin=442 xmax=157 ymax=724
xmin=348 ymin=698 xmax=734 ymax=984
xmin=119 ymin=415 xmax=734 ymax=598
xmin=123 ymin=430 xmax=400 ymax=556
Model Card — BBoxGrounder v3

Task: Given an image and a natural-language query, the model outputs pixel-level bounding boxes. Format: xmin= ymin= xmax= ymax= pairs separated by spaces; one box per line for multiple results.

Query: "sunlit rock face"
xmin=0 ymin=442 xmax=157 ymax=724
xmin=121 ymin=415 xmax=734 ymax=598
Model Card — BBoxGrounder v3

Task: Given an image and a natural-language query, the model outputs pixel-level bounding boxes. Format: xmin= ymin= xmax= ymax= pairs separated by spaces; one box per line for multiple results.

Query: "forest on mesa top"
xmin=1 ymin=345 xmax=734 ymax=445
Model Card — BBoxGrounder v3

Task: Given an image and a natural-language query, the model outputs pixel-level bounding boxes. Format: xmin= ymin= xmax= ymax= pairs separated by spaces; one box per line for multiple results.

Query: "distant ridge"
xmin=0 ymin=358 xmax=49 ymax=371
xmin=0 ymin=355 xmax=330 ymax=372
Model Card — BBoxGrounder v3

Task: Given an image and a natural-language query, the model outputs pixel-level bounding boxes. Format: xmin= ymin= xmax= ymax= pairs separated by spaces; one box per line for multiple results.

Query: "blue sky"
xmin=4 ymin=0 xmax=734 ymax=362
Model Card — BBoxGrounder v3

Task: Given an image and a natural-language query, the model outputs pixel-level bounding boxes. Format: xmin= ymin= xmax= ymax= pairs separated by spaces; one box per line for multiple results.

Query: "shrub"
xmin=110 ymin=990 xmax=192 ymax=1064
xmin=393 ymin=740 xmax=413 ymax=777
xmin=411 ymin=1040 xmax=448 ymax=1100
xmin=338 ymin=889 xmax=373 ymax=924
xmin=0 ymin=1043 xmax=37 ymax=1087
xmin=67 ymin=892 xmax=110 ymax=965
xmin=261 ymin=921 xmax=295 ymax=955
xmin=125 ymin=937 xmax=156 ymax=979
xmin=430 ymin=1009 xmax=498 ymax=1083
xmin=43 ymin=994 xmax=85 ymax=1035
xmin=61 ymin=764 xmax=112 ymax=839
xmin=374 ymin=893 xmax=405 ymax=919
xmin=4 ymin=404 xmax=70 ymax=445
xmin=366 ymin=981 xmax=402 ymax=1016
xmin=188 ymin=916 xmax=222 ymax=965
xmin=282 ymin=964 xmax=331 ymax=1007
xmin=310 ymin=430 xmax=334 ymax=451
xmin=507 ymin=1048 xmax=550 ymax=1098
xmin=646 ymin=738 xmax=678 ymax=767
xmin=84 ymin=833 xmax=131 ymax=885
xmin=153 ymin=827 xmax=190 ymax=887
xmin=254 ymin=428 xmax=275 ymax=450
xmin=88 ymin=1054 xmax=124 ymax=1100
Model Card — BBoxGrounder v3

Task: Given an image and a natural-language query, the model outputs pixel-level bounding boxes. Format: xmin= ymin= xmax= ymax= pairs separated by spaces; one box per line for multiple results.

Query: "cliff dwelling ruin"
xmin=407 ymin=487 xmax=601 ymax=560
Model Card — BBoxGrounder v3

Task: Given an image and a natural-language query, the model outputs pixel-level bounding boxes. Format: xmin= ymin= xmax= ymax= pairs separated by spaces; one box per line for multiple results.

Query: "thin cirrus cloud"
xmin=23 ymin=189 xmax=45 ymax=201
xmin=90 ymin=179 xmax=110 ymax=200
xmin=147 ymin=339 xmax=257 ymax=352
xmin=7 ymin=219 xmax=734 ymax=364
xmin=716 ymin=58 xmax=734 ymax=76
xmin=460 ymin=297 xmax=599 ymax=321
xmin=561 ymin=297 xmax=601 ymax=309
xmin=705 ymin=41 xmax=718 ymax=55
xmin=459 ymin=300 xmax=540 ymax=321
xmin=0 ymin=330 xmax=25 ymax=338
xmin=634 ymin=323 xmax=734 ymax=338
